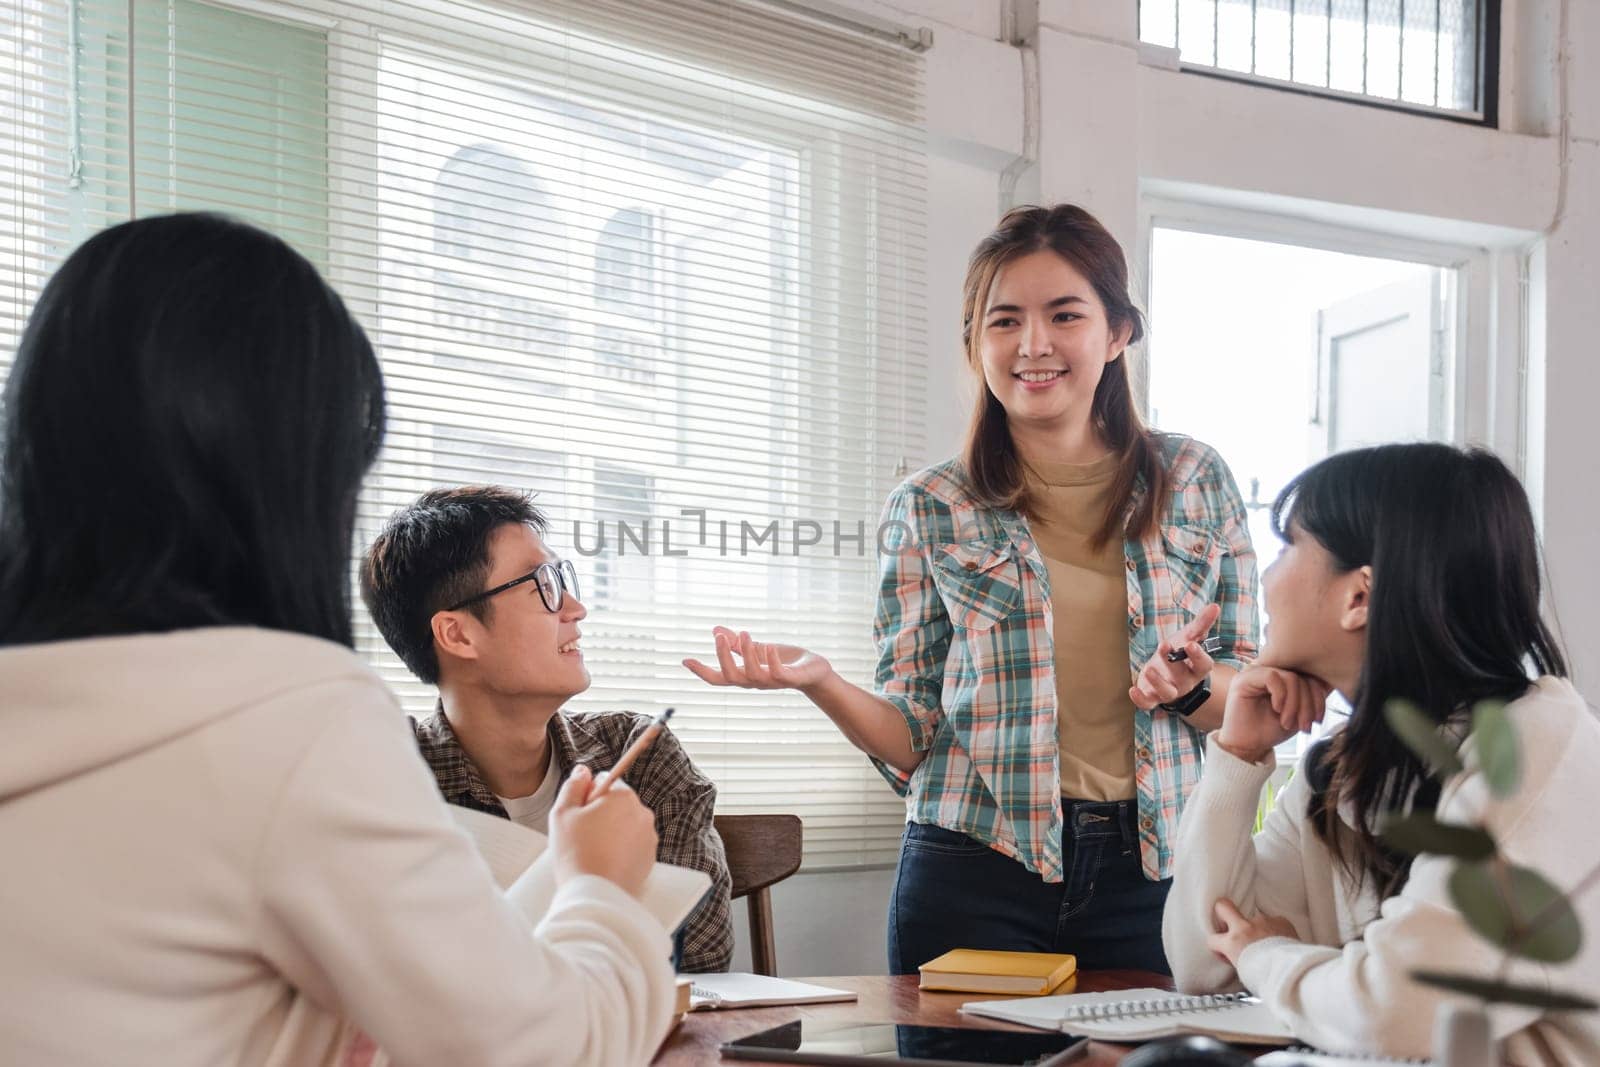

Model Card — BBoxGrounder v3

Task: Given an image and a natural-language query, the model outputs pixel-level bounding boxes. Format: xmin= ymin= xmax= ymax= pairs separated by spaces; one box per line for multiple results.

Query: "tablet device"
xmin=720 ymin=1019 xmax=1087 ymax=1066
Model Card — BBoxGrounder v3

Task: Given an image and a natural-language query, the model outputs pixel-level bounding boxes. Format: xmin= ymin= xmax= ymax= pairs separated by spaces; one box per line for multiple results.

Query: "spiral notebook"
xmin=1255 ymin=1051 xmax=1432 ymax=1066
xmin=960 ymin=987 xmax=1294 ymax=1044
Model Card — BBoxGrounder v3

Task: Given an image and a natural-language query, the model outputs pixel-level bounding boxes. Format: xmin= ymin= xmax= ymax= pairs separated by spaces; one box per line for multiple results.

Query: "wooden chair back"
xmin=712 ymin=813 xmax=803 ymax=976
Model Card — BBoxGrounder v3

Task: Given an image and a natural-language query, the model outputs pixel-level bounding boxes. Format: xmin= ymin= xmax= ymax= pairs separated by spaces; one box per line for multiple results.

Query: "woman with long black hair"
xmin=0 ymin=214 xmax=677 ymax=1066
xmin=1162 ymin=443 xmax=1600 ymax=1063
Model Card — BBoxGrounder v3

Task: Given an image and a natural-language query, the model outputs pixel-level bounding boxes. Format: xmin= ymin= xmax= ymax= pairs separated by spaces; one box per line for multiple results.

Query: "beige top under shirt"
xmin=1025 ymin=454 xmax=1136 ymax=802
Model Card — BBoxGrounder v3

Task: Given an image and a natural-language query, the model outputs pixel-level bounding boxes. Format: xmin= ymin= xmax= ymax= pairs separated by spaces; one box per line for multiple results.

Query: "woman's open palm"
xmin=682 ymin=626 xmax=832 ymax=691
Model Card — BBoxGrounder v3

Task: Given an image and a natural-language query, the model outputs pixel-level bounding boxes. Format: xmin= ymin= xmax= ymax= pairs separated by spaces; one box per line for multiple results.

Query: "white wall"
xmin=1527 ymin=1 xmax=1600 ymax=699
xmin=727 ymin=867 xmax=898 ymax=976
xmin=749 ymin=0 xmax=1600 ymax=976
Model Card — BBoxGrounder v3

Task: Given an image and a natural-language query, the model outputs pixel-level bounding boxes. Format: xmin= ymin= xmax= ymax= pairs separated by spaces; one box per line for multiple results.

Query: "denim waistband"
xmin=1060 ymin=796 xmax=1138 ymax=846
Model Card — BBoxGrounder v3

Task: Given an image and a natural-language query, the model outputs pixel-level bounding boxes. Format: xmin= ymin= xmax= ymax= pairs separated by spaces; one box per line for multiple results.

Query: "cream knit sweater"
xmin=0 ymin=628 xmax=676 ymax=1067
xmin=1163 ymin=676 xmax=1600 ymax=1065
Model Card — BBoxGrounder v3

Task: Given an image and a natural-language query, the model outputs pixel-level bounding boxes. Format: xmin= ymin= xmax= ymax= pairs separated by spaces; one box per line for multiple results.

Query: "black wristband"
xmin=1159 ymin=674 xmax=1212 ymax=717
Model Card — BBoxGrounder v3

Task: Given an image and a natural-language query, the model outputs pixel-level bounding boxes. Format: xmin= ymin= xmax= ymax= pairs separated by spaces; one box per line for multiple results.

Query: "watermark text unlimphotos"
xmin=566 ymin=508 xmax=992 ymax=558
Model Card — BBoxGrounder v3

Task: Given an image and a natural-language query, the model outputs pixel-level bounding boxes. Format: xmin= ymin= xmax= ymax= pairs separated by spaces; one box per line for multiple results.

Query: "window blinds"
xmin=0 ymin=0 xmax=929 ymax=869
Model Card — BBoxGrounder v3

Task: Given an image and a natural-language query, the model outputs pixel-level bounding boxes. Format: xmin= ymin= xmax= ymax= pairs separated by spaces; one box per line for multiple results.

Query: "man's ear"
xmin=1339 ymin=566 xmax=1372 ymax=633
xmin=431 ymin=610 xmax=480 ymax=668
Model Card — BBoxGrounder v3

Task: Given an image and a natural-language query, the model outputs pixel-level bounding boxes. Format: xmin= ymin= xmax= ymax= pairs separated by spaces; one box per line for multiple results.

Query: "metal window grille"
xmin=1139 ymin=0 xmax=1492 ymax=121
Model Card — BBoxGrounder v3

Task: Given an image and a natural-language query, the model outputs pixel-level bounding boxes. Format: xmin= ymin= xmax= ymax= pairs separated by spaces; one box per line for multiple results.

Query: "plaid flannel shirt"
xmin=413 ymin=707 xmax=734 ymax=973
xmin=872 ymin=433 xmax=1260 ymax=883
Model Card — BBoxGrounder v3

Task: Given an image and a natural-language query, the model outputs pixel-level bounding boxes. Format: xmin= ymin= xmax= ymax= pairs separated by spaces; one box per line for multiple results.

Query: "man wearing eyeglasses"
xmin=359 ymin=485 xmax=734 ymax=973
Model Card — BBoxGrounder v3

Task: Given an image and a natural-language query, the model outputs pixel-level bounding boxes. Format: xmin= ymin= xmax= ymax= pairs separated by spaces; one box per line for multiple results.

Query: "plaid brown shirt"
xmin=412 ymin=707 xmax=734 ymax=973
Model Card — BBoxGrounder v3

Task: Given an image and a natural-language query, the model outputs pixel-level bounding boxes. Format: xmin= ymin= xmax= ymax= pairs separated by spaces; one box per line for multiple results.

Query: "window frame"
xmin=1136 ymin=193 xmax=1515 ymax=470
xmin=1138 ymin=0 xmax=1502 ymax=127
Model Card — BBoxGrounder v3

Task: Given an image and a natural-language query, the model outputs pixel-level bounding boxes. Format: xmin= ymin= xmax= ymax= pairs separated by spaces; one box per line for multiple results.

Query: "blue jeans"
xmin=887 ymin=798 xmax=1172 ymax=976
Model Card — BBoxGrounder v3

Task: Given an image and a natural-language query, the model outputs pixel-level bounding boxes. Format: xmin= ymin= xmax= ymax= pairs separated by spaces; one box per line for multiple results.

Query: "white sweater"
xmin=0 ymin=628 xmax=676 ymax=1067
xmin=1163 ymin=676 xmax=1600 ymax=1065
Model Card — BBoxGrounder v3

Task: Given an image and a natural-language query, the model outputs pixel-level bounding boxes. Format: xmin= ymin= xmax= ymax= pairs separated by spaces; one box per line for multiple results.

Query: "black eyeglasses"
xmin=446 ymin=559 xmax=580 ymax=614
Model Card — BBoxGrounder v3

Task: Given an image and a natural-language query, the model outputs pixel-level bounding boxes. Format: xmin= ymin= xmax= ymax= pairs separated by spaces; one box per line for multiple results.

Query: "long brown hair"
xmin=959 ymin=204 xmax=1168 ymax=548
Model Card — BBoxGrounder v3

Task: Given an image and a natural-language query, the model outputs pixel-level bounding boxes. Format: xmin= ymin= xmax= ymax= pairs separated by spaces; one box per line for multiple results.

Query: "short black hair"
xmin=360 ymin=486 xmax=548 ymax=684
xmin=0 ymin=212 xmax=385 ymax=646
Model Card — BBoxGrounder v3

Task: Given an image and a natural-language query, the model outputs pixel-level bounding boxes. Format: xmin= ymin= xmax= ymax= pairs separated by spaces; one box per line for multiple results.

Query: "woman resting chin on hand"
xmin=1160 ymin=443 xmax=1600 ymax=1065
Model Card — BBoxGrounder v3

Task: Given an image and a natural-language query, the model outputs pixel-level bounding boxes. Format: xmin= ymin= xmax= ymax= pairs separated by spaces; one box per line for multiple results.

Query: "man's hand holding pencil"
xmin=549 ymin=711 xmax=678 ymax=897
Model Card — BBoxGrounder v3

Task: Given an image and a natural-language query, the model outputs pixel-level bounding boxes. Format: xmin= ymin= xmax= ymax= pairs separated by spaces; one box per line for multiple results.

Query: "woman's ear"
xmin=1107 ymin=319 xmax=1134 ymax=364
xmin=1339 ymin=565 xmax=1372 ymax=633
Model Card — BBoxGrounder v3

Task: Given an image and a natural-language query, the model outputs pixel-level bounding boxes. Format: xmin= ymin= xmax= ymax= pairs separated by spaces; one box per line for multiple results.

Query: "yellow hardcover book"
xmin=917 ymin=949 xmax=1078 ymax=995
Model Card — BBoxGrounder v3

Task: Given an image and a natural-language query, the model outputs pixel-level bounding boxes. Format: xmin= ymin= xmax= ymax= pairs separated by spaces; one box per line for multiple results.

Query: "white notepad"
xmin=960 ymin=987 xmax=1294 ymax=1044
xmin=450 ymin=805 xmax=711 ymax=933
xmin=683 ymin=973 xmax=858 ymax=1011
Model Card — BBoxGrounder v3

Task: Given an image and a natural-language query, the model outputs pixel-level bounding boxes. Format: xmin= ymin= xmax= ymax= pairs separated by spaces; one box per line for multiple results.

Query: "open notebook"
xmin=960 ymin=987 xmax=1294 ymax=1044
xmin=684 ymin=973 xmax=857 ymax=1011
xmin=450 ymin=805 xmax=711 ymax=931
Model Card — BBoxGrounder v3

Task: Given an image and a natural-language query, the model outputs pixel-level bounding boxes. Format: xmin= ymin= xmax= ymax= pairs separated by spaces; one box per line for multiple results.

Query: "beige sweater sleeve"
xmin=1168 ymin=719 xmax=1590 ymax=1060
xmin=1163 ymin=739 xmax=1319 ymax=994
xmin=253 ymin=680 xmax=676 ymax=1067
xmin=1232 ymin=750 xmax=1553 ymax=1060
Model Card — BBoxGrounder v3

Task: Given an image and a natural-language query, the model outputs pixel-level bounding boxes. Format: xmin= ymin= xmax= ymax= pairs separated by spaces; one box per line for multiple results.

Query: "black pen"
xmin=1166 ymin=635 xmax=1226 ymax=663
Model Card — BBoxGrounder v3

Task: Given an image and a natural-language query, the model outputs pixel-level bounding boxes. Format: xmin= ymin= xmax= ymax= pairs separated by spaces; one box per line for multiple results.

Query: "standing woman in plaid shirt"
xmin=686 ymin=204 xmax=1260 ymax=976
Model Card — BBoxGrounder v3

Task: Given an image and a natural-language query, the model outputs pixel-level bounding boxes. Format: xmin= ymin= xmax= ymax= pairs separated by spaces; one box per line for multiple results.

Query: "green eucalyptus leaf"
xmin=1472 ymin=700 xmax=1521 ymax=799
xmin=1384 ymin=699 xmax=1463 ymax=779
xmin=1448 ymin=862 xmax=1504 ymax=945
xmin=1410 ymin=970 xmax=1598 ymax=1011
xmin=1449 ymin=862 xmax=1584 ymax=963
xmin=1378 ymin=812 xmax=1496 ymax=860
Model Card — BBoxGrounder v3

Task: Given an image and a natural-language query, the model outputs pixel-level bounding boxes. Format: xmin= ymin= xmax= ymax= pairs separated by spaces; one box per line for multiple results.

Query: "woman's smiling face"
xmin=977 ymin=249 xmax=1129 ymax=432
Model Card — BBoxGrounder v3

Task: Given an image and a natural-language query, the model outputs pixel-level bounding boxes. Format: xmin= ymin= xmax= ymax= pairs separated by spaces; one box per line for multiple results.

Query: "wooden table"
xmin=656 ymin=971 xmax=1173 ymax=1066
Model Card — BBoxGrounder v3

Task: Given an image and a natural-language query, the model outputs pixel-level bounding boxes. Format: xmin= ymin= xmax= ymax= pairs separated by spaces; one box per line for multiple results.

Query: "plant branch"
xmin=1519 ymin=856 xmax=1600 ymax=945
xmin=1496 ymin=854 xmax=1600 ymax=965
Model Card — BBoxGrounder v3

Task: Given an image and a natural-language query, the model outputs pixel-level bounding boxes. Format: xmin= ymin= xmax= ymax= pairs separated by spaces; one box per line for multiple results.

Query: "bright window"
xmin=1147 ymin=223 xmax=1458 ymax=753
xmin=1 ymin=0 xmax=929 ymax=870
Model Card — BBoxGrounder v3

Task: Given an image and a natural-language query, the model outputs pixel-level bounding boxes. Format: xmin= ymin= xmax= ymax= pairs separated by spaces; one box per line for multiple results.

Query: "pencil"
xmin=590 ymin=707 xmax=675 ymax=797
